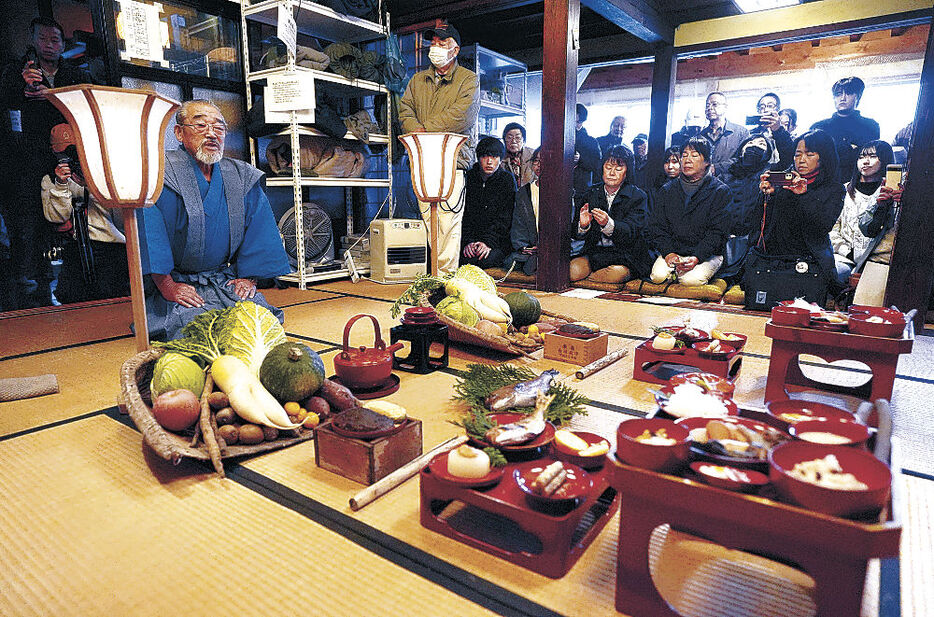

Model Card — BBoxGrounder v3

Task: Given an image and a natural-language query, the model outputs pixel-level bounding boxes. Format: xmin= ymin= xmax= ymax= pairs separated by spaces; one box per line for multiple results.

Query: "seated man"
xmin=41 ymin=124 xmax=129 ymax=304
xmin=648 ymin=137 xmax=732 ymax=286
xmin=139 ymin=99 xmax=290 ymax=341
xmin=460 ymin=137 xmax=517 ymax=269
xmin=570 ymin=145 xmax=653 ymax=285
xmin=507 ymin=147 xmax=541 ymax=275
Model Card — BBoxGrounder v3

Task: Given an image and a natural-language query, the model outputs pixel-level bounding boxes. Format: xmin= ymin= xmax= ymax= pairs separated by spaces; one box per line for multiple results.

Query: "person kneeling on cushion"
xmin=648 ymin=137 xmax=732 ymax=286
xmin=570 ymin=145 xmax=653 ymax=284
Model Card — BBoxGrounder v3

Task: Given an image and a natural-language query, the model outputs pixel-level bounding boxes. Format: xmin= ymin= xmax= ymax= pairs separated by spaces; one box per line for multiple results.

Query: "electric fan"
xmin=277 ymin=202 xmax=335 ymax=269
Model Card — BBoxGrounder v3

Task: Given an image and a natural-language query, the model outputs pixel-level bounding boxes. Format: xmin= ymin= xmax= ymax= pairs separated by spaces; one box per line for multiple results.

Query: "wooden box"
xmin=314 ymin=419 xmax=423 ymax=485
xmin=543 ymin=331 xmax=609 ymax=366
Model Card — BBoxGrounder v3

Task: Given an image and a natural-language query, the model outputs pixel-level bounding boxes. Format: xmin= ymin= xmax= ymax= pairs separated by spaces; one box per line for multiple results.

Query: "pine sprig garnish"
xmin=389 ymin=273 xmax=449 ymax=318
xmin=451 ymin=363 xmax=589 ymax=428
xmin=483 ymin=447 xmax=508 ymax=468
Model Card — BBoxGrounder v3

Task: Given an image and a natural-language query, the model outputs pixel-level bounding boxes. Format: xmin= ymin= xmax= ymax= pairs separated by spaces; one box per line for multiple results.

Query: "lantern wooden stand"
xmin=398 ymin=132 xmax=468 ymax=276
xmin=44 ymin=85 xmax=179 ymax=351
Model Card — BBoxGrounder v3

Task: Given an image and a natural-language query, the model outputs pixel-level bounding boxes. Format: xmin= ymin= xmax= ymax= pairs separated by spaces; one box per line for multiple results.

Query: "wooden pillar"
xmin=885 ymin=14 xmax=934 ymax=328
xmin=537 ymin=0 xmax=579 ymax=292
xmin=646 ymin=43 xmax=677 ymax=187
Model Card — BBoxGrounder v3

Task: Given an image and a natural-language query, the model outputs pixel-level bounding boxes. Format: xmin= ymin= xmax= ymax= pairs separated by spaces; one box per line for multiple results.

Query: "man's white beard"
xmin=195 ymin=143 xmax=223 ymax=165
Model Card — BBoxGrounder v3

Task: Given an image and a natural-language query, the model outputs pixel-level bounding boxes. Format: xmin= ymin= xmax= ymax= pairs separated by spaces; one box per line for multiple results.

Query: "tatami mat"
xmin=0 ymin=415 xmax=501 ymax=617
xmin=0 ymin=299 xmax=133 ymax=359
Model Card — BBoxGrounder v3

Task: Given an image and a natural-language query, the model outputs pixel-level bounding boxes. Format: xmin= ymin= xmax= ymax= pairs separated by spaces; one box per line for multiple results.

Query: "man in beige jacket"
xmin=398 ymin=23 xmax=479 ymax=274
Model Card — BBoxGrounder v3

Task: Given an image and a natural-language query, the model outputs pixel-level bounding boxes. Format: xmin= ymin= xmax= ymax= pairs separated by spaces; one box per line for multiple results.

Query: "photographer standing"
xmin=748 ymin=92 xmax=794 ymax=172
xmin=41 ymin=124 xmax=128 ymax=304
xmin=0 ymin=17 xmax=91 ymax=308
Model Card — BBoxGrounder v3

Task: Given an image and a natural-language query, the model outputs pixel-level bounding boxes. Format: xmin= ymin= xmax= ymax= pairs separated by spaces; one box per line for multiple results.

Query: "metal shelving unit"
xmin=240 ymin=0 xmax=392 ymax=287
xmin=458 ymin=43 xmax=527 ymax=139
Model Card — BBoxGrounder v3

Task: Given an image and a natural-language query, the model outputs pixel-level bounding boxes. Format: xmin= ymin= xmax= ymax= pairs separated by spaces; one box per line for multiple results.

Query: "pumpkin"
xmin=259 ymin=341 xmax=326 ymax=403
xmin=503 ymin=291 xmax=542 ymax=327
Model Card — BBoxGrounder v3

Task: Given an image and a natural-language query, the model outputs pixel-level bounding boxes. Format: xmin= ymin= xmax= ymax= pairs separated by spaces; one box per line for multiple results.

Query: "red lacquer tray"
xmin=612 ymin=406 xmax=902 ymax=617
xmin=420 ymin=448 xmax=620 ymax=578
xmin=633 ymin=339 xmax=743 ymax=385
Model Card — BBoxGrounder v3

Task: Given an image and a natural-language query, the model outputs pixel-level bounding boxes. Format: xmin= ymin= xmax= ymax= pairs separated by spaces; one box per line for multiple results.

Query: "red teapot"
xmin=333 ymin=314 xmax=403 ymax=389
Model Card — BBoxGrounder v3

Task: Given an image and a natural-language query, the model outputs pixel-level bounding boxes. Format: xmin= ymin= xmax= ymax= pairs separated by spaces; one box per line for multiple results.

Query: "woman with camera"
xmin=749 ymin=129 xmax=845 ymax=303
xmin=830 ymin=140 xmax=901 ymax=304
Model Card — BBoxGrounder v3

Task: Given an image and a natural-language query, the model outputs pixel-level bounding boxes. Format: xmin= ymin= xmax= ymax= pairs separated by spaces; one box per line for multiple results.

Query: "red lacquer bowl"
xmin=616 ymin=418 xmax=690 ymax=473
xmin=690 ymin=461 xmax=769 ymax=492
xmin=771 ymin=305 xmax=810 ymax=327
xmin=769 ymin=441 xmax=891 ymax=517
xmin=766 ymin=400 xmax=856 ymax=425
xmin=848 ymin=313 xmax=905 ymax=338
xmin=552 ymin=430 xmax=611 ymax=469
xmin=668 ymin=372 xmax=736 ymax=397
xmin=790 ymin=419 xmax=871 ymax=448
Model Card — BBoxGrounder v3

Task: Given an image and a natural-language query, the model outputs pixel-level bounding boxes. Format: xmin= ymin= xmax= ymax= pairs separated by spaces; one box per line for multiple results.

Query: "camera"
xmin=745 ymin=115 xmax=764 ymax=126
xmin=765 ymin=171 xmax=797 ymax=188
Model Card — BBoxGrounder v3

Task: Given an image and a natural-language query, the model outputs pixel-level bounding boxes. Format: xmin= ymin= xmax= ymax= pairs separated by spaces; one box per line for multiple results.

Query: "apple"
xmin=152 ymin=389 xmax=201 ymax=432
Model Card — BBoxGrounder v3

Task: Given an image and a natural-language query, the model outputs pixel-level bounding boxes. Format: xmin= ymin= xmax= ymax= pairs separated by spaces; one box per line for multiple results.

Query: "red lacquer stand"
xmin=419 ymin=456 xmax=620 ymax=578
xmin=610 ymin=451 xmax=901 ymax=617
xmin=632 ymin=341 xmax=742 ymax=385
xmin=763 ymin=321 xmax=913 ymax=409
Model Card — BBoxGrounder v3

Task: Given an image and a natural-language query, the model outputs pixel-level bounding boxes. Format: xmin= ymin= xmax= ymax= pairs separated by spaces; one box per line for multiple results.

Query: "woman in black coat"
xmin=647 ymin=137 xmax=733 ymax=286
xmin=715 ymin=135 xmax=775 ymax=281
xmin=752 ymin=129 xmax=846 ymax=287
xmin=570 ymin=145 xmax=653 ymax=284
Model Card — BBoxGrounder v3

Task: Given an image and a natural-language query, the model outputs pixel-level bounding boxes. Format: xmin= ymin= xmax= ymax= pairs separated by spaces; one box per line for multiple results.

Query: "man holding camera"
xmin=41 ymin=124 xmax=128 ymax=304
xmin=0 ymin=17 xmax=91 ymax=308
xmin=749 ymin=92 xmax=794 ymax=172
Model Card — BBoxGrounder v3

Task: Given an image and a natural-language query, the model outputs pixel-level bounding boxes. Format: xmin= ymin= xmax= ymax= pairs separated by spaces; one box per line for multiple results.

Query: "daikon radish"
xmin=211 ymin=356 xmax=301 ymax=430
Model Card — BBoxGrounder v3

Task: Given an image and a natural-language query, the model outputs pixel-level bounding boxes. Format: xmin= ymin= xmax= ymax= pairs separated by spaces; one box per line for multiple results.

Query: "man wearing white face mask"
xmin=399 ymin=23 xmax=480 ymax=274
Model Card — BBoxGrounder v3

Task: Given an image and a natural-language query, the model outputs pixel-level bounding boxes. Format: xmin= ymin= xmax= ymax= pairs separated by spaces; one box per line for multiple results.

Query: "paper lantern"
xmin=399 ymin=132 xmax=467 ymax=203
xmin=44 ymin=84 xmax=177 ymax=208
xmin=45 ymin=85 xmax=179 ymax=351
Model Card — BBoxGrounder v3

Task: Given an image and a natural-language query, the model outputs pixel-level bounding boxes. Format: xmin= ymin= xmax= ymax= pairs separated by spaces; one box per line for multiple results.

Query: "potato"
xmin=304 ymin=395 xmax=332 ymax=419
xmin=303 ymin=412 xmax=320 ymax=429
xmin=262 ymin=426 xmax=279 ymax=441
xmin=239 ymin=424 xmax=265 ymax=445
xmin=208 ymin=391 xmax=229 ymax=410
xmin=217 ymin=424 xmax=239 ymax=445
xmin=215 ymin=407 xmax=237 ymax=426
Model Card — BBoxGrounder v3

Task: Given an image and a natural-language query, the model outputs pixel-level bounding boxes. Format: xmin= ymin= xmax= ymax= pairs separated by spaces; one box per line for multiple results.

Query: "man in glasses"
xmin=699 ymin=91 xmax=748 ymax=175
xmin=748 ymin=92 xmax=793 ymax=171
xmin=138 ymin=99 xmax=289 ymax=340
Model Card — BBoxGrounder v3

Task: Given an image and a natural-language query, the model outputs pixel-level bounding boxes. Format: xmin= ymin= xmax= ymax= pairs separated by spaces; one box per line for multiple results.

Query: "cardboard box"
xmin=543 ymin=331 xmax=609 ymax=366
xmin=314 ymin=418 xmax=422 ymax=485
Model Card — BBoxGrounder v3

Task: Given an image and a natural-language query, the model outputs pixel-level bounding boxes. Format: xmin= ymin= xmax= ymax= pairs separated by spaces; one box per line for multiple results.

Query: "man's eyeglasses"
xmin=180 ymin=121 xmax=228 ymax=135
xmin=757 ymin=102 xmax=778 ymax=113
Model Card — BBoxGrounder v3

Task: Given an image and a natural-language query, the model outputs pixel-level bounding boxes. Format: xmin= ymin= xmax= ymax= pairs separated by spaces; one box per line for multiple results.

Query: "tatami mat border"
xmin=229 ymin=466 xmax=568 ymax=617
xmin=880 ymin=557 xmax=901 ymax=617
xmin=0 ymin=409 xmax=107 ymax=442
xmin=0 ymin=334 xmax=132 ymax=362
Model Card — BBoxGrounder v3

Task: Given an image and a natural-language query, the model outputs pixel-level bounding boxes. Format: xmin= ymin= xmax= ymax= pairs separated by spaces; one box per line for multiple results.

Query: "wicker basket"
xmin=119 ymin=348 xmax=314 ymax=466
xmin=418 ymin=293 xmax=577 ymax=356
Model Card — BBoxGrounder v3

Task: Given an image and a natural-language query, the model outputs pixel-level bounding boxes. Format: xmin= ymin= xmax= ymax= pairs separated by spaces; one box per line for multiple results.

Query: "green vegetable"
xmin=153 ymin=309 xmax=227 ymax=366
xmin=260 ymin=341 xmax=326 ymax=402
xmin=217 ymin=302 xmax=287 ymax=377
xmin=390 ymin=273 xmax=449 ymax=318
xmin=150 ymin=352 xmax=206 ymax=399
xmin=504 ymin=291 xmax=541 ymax=327
xmin=445 ymin=279 xmax=511 ymax=324
xmin=436 ymin=295 xmax=480 ymax=327
xmin=483 ymin=447 xmax=508 ymax=468
xmin=450 ymin=264 xmax=497 ymax=295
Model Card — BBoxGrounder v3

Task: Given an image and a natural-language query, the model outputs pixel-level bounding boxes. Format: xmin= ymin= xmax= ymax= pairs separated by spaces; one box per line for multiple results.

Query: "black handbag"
xmin=742 ymin=247 xmax=827 ymax=311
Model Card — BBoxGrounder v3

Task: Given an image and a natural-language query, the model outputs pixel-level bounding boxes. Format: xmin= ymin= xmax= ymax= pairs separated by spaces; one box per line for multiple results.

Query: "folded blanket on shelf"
xmin=266 ymin=135 xmax=370 ymax=178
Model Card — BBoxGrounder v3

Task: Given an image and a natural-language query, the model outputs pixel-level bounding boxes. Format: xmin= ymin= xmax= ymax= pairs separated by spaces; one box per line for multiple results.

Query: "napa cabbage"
xmin=217 ymin=301 xmax=287 ymax=377
xmin=450 ymin=264 xmax=496 ymax=295
xmin=436 ymin=295 xmax=480 ymax=327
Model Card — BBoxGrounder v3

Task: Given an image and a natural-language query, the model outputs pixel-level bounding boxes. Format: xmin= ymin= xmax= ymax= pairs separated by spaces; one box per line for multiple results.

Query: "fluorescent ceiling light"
xmin=734 ymin=0 xmax=801 ymax=13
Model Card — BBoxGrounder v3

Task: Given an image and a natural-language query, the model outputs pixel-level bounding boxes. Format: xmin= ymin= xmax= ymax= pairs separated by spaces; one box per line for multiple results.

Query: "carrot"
xmin=199 ymin=374 xmax=224 ymax=477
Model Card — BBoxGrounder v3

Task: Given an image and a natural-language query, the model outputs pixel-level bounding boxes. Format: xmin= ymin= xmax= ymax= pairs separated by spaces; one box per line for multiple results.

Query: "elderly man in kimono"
xmin=139 ymin=99 xmax=290 ymax=340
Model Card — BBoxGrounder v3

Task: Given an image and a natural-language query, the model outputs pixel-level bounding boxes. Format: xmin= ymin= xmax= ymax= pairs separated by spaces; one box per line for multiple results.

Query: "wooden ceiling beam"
xmin=391 ymin=0 xmax=541 ymax=29
xmin=580 ymin=0 xmax=674 ymax=43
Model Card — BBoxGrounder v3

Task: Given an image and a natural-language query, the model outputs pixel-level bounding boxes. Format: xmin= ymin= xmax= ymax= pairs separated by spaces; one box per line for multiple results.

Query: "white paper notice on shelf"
xmin=121 ymin=0 xmax=164 ymax=63
xmin=266 ymin=73 xmax=315 ymax=112
xmin=277 ymin=4 xmax=297 ymax=59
